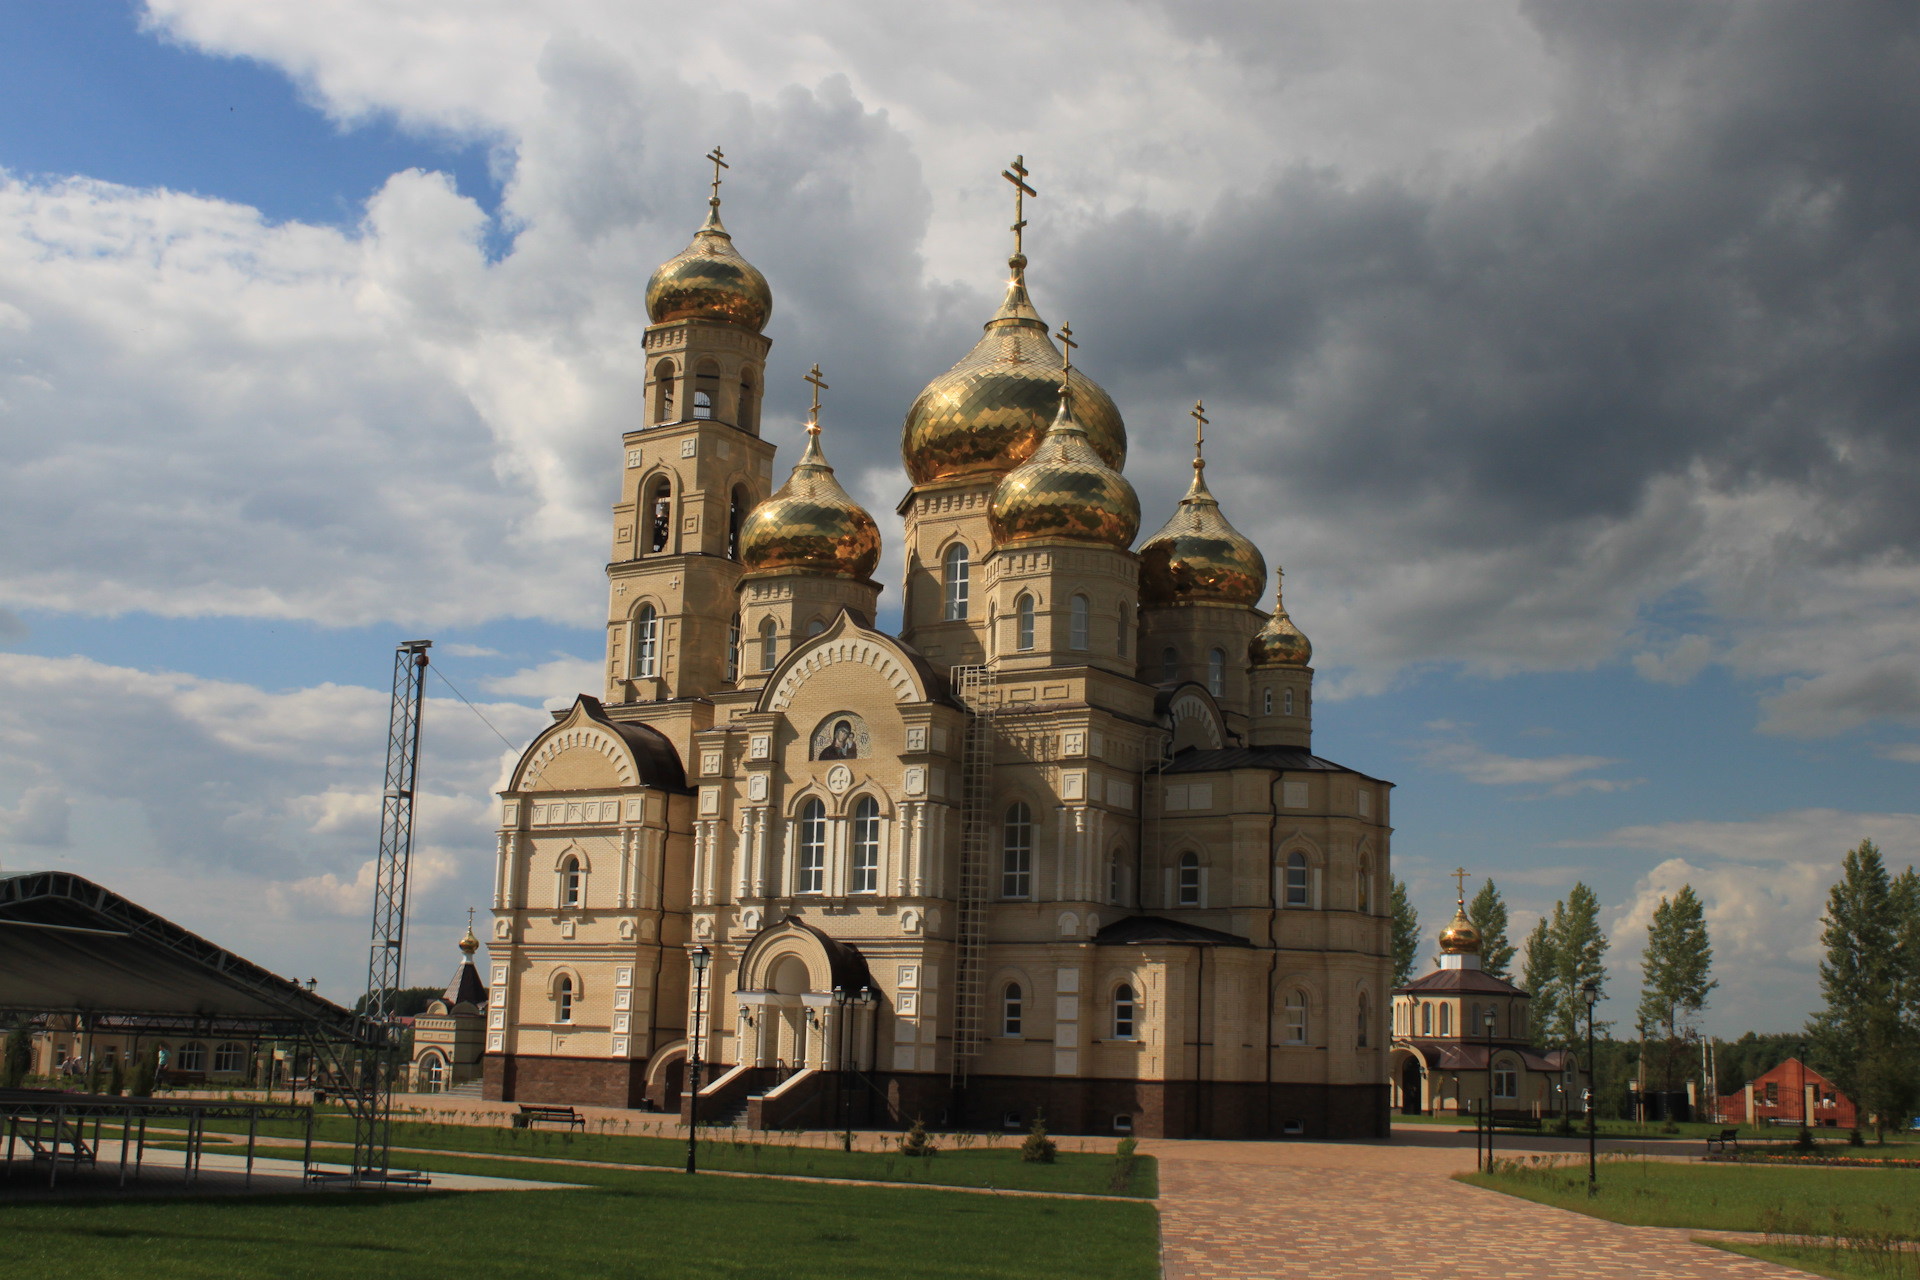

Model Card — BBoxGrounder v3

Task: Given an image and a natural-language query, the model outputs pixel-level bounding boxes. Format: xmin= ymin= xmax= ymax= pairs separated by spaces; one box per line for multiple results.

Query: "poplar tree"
xmin=1636 ymin=884 xmax=1716 ymax=1091
xmin=1548 ymin=882 xmax=1610 ymax=1049
xmin=1520 ymin=915 xmax=1560 ymax=1045
xmin=1390 ymin=877 xmax=1421 ymax=987
xmin=1808 ymin=841 xmax=1917 ymax=1139
xmin=1467 ymin=879 xmax=1516 ymax=980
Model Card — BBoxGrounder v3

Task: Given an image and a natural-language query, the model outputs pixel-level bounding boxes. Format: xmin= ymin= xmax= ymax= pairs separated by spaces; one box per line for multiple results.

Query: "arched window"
xmin=647 ymin=477 xmax=672 ymax=553
xmin=1002 ymin=984 xmax=1023 ymax=1037
xmin=1263 ymin=687 xmax=1273 ymax=715
xmin=760 ymin=618 xmax=778 ymax=671
xmin=1177 ymin=851 xmax=1201 ymax=907
xmin=1357 ymin=992 xmax=1370 ymax=1048
xmin=1284 ymin=992 xmax=1308 ymax=1044
xmin=1284 ymin=687 xmax=1294 ymax=716
xmin=633 ymin=604 xmax=659 ymax=678
xmin=943 ymin=544 xmax=970 ymax=620
xmin=652 ymin=359 xmax=676 ymax=423
xmin=1117 ymin=604 xmax=1130 ymax=657
xmin=1421 ymin=1001 xmax=1432 ymax=1035
xmin=1161 ymin=647 xmax=1178 ymax=684
xmin=1439 ymin=1003 xmax=1452 ymax=1036
xmin=423 ymin=1053 xmax=444 ymax=1090
xmin=561 ymin=856 xmax=582 ymax=908
xmin=806 ymin=618 xmax=825 ymax=637
xmin=798 ymin=799 xmax=827 ymax=894
xmin=1001 ymin=802 xmax=1033 ymax=899
xmin=738 ymin=373 xmax=757 ymax=431
xmin=1285 ymin=851 xmax=1309 ymax=907
xmin=1016 ymin=593 xmax=1035 ymax=651
xmin=851 ymin=796 xmax=880 ymax=893
xmin=1358 ymin=860 xmax=1373 ymax=914
xmin=1208 ymin=648 xmax=1225 ymax=697
xmin=556 ymin=975 xmax=574 ymax=1024
xmin=726 ymin=614 xmax=741 ymax=682
xmin=693 ymin=390 xmax=713 ymax=419
xmin=728 ymin=486 xmax=748 ymax=560
xmin=693 ymin=359 xmax=720 ymax=421
xmin=1069 ymin=594 xmax=1090 ymax=650
xmin=1112 ymin=984 xmax=1136 ymax=1039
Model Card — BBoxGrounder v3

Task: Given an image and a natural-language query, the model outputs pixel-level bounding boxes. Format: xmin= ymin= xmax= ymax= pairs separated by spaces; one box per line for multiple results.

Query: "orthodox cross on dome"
xmin=803 ymin=363 xmax=829 ymax=435
xmin=1453 ymin=866 xmax=1470 ymax=904
xmin=1003 ymin=155 xmax=1035 ymax=261
xmin=466 ymin=906 xmax=475 ymax=932
xmin=1191 ymin=399 xmax=1208 ymax=472
xmin=706 ymin=146 xmax=729 ymax=207
xmin=1055 ymin=321 xmax=1076 ymax=410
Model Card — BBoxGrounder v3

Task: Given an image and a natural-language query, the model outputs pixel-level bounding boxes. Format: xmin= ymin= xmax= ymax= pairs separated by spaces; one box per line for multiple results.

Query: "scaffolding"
xmin=949 ymin=664 xmax=995 ymax=1085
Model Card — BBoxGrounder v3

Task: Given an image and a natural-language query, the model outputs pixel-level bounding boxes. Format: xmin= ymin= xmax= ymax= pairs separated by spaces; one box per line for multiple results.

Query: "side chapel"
xmin=480 ymin=155 xmax=1396 ymax=1138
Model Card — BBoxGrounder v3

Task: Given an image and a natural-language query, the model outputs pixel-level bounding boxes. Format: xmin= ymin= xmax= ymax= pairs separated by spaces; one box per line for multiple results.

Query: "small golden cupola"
xmin=737 ymin=365 xmax=881 ymax=580
xmin=901 ymin=157 xmax=1125 ymax=485
xmin=1138 ymin=406 xmax=1267 ymax=607
xmin=988 ymin=326 xmax=1140 ymax=549
xmin=645 ymin=147 xmax=773 ymax=333
xmin=1249 ymin=569 xmax=1313 ymax=668
xmin=1438 ymin=891 xmax=1484 ymax=971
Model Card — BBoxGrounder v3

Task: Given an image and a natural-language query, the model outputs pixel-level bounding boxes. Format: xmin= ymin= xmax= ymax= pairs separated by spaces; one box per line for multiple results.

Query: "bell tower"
xmin=607 ymin=149 xmax=778 ymax=706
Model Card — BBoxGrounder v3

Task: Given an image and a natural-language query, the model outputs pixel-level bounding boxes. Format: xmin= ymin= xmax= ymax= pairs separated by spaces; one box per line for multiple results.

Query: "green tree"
xmin=1548 ymin=882 xmax=1610 ymax=1049
xmin=1808 ymin=841 xmax=1917 ymax=1140
xmin=1520 ymin=915 xmax=1560 ymax=1045
xmin=1637 ymin=884 xmax=1717 ymax=1091
xmin=1 ymin=1021 xmax=31 ymax=1088
xmin=1467 ymin=879 xmax=1516 ymax=980
xmin=1390 ymin=877 xmax=1421 ymax=987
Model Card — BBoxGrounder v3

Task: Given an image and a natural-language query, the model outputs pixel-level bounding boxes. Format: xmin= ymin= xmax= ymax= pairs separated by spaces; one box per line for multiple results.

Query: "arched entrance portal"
xmin=1401 ymin=1056 xmax=1424 ymax=1115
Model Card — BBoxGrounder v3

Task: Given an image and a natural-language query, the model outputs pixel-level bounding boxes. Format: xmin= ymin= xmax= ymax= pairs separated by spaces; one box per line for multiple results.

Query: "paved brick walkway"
xmin=1152 ymin=1135 xmax=1809 ymax=1279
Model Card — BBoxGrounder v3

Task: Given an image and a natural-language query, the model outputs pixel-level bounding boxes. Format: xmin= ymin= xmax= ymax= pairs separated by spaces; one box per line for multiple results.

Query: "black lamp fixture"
xmin=686 ymin=945 xmax=712 ymax=1176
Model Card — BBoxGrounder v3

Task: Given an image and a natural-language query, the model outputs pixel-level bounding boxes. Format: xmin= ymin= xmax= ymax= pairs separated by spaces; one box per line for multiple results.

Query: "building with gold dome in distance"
xmin=478 ymin=156 xmax=1397 ymax=1139
xmin=1389 ymin=884 xmax=1583 ymax=1119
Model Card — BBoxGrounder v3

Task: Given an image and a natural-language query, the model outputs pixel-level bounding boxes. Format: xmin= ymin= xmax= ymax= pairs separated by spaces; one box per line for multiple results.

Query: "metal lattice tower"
xmin=949 ymin=663 xmax=995 ymax=1085
xmin=354 ymin=639 xmax=431 ymax=1184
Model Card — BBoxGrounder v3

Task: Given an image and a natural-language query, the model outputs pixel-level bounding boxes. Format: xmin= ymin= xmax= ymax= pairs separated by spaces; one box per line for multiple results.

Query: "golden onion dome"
xmin=458 ymin=922 xmax=480 ymax=956
xmin=989 ymin=390 xmax=1141 ymax=549
xmin=901 ymin=257 xmax=1126 ymax=485
xmin=1438 ymin=904 xmax=1483 ymax=956
xmin=645 ymin=198 xmax=772 ymax=333
xmin=737 ymin=422 xmax=880 ymax=580
xmin=1249 ymin=569 xmax=1313 ymax=667
xmin=1138 ymin=436 xmax=1266 ymax=607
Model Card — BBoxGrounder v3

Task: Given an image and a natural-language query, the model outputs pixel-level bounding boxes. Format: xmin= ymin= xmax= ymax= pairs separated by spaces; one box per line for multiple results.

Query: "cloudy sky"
xmin=3 ymin=1 xmax=1917 ymax=1035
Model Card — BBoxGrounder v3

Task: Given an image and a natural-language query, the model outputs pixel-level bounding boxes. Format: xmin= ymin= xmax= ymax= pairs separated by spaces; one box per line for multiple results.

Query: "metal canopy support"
xmin=351 ymin=639 xmax=431 ymax=1185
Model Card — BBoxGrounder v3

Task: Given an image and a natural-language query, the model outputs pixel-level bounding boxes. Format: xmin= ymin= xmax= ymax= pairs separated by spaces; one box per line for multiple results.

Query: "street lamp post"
xmin=686 ymin=945 xmax=711 ymax=1176
xmin=832 ymin=987 xmax=848 ymax=1150
xmin=1484 ymin=1009 xmax=1497 ymax=1171
xmin=1583 ymin=979 xmax=1599 ymax=1198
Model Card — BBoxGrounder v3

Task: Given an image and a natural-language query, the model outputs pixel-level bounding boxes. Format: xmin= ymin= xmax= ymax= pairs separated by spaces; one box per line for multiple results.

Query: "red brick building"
xmin=1717 ymin=1057 xmax=1856 ymax=1129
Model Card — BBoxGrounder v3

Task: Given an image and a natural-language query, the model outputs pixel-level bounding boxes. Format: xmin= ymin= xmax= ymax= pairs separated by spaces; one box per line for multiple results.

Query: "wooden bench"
xmin=1706 ymin=1127 xmax=1741 ymax=1153
xmin=512 ymin=1104 xmax=585 ymax=1131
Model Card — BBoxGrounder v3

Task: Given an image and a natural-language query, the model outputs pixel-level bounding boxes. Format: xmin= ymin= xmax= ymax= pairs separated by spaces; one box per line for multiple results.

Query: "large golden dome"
xmin=1438 ymin=905 xmax=1483 ymax=956
xmin=1138 ymin=450 xmax=1266 ymax=607
xmin=901 ymin=259 xmax=1126 ymax=485
xmin=738 ymin=424 xmax=880 ymax=580
xmin=645 ymin=200 xmax=772 ymax=333
xmin=1249 ymin=570 xmax=1313 ymax=667
xmin=989 ymin=390 xmax=1140 ymax=549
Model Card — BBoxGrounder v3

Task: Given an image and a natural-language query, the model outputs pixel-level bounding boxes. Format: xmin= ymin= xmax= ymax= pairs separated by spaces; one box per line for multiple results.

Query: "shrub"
xmin=129 ymin=1045 xmax=158 ymax=1098
xmin=899 ymin=1117 xmax=937 ymax=1158
xmin=1108 ymin=1136 xmax=1138 ymax=1194
xmin=1849 ymin=1127 xmax=1865 ymax=1148
xmin=1021 ymin=1114 xmax=1056 ymax=1164
xmin=1 ymin=1022 xmax=30 ymax=1089
xmin=1793 ymin=1126 xmax=1817 ymax=1153
xmin=108 ymin=1058 xmax=125 ymax=1096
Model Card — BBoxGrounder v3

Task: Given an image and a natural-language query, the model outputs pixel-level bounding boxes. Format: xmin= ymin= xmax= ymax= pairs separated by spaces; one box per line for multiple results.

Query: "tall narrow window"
xmin=798 ymin=799 xmax=827 ymax=893
xmin=1439 ymin=1003 xmax=1451 ymax=1036
xmin=1161 ymin=648 xmax=1179 ymax=684
xmin=1285 ymin=992 xmax=1308 ymax=1044
xmin=1285 ymin=851 xmax=1308 ymax=907
xmin=1263 ymin=687 xmax=1273 ymax=715
xmin=653 ymin=359 xmax=677 ymax=423
xmin=556 ymin=975 xmax=574 ymax=1023
xmin=1003 ymin=984 xmax=1023 ymax=1037
xmin=738 ymin=374 xmax=756 ymax=430
xmin=1016 ymin=593 xmax=1035 ymax=651
xmin=1178 ymin=851 xmax=1201 ymax=906
xmin=1357 ymin=992 xmax=1370 ymax=1048
xmin=648 ymin=478 xmax=672 ymax=552
xmin=634 ymin=604 xmax=659 ymax=678
xmin=943 ymin=544 xmax=970 ymax=620
xmin=760 ymin=618 xmax=778 ymax=671
xmin=1109 ymin=855 xmax=1124 ymax=906
xmin=1358 ymin=860 xmax=1373 ymax=914
xmin=1001 ymin=802 xmax=1033 ymax=899
xmin=726 ymin=614 xmax=741 ymax=682
xmin=1113 ymin=984 xmax=1136 ymax=1039
xmin=728 ymin=486 xmax=747 ymax=560
xmin=1421 ymin=1002 xmax=1432 ymax=1035
xmin=1069 ymin=594 xmax=1090 ymax=650
xmin=1117 ymin=604 xmax=1130 ymax=657
xmin=1284 ymin=687 xmax=1294 ymax=716
xmin=1207 ymin=648 xmax=1225 ymax=696
xmin=561 ymin=856 xmax=582 ymax=908
xmin=851 ymin=797 xmax=880 ymax=893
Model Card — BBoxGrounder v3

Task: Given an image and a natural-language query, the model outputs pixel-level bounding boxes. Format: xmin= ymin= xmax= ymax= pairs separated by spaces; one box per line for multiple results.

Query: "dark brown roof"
xmin=443 ymin=957 xmax=487 ymax=1008
xmin=1161 ymin=745 xmax=1387 ymax=784
xmin=1403 ymin=1040 xmax=1571 ymax=1073
xmin=1094 ymin=915 xmax=1253 ymax=948
xmin=573 ymin=696 xmax=691 ymax=793
xmin=1397 ymin=967 xmax=1527 ymax=996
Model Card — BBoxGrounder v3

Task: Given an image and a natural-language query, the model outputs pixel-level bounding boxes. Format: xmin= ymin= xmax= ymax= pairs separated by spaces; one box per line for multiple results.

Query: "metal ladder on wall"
xmin=949 ymin=664 xmax=996 ymax=1086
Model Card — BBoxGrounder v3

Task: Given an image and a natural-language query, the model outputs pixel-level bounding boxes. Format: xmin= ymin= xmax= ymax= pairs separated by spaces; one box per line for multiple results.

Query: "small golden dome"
xmin=458 ymin=924 xmax=480 ymax=956
xmin=901 ymin=258 xmax=1125 ymax=485
xmin=1249 ymin=570 xmax=1313 ymax=667
xmin=645 ymin=200 xmax=772 ymax=333
xmin=738 ymin=422 xmax=881 ymax=580
xmin=1138 ymin=441 xmax=1266 ymax=607
xmin=989 ymin=390 xmax=1141 ymax=549
xmin=1438 ymin=905 xmax=1483 ymax=955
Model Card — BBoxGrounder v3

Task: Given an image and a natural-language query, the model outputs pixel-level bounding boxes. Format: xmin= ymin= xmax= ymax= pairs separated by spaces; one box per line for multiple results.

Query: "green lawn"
xmin=1461 ymin=1154 xmax=1920 ymax=1236
xmin=1706 ymin=1240 xmax=1920 ymax=1280
xmin=0 ymin=1152 xmax=1160 ymax=1280
xmin=105 ymin=1113 xmax=1155 ymax=1198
